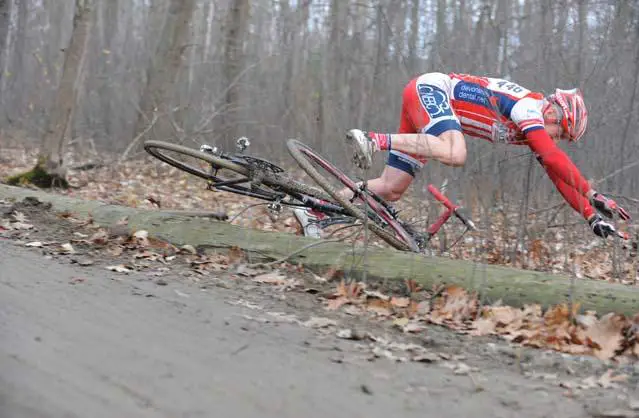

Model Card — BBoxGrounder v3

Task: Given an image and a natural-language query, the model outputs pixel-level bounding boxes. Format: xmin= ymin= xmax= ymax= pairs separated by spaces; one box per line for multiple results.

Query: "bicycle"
xmin=143 ymin=137 xmax=479 ymax=252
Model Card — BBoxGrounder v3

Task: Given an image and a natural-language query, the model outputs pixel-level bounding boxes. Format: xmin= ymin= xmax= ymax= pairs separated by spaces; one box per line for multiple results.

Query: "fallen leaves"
xmin=581 ymin=313 xmax=627 ymax=360
xmin=323 ymin=281 xmax=639 ymax=361
xmin=429 ymin=285 xmax=479 ymax=326
xmin=326 ymin=280 xmax=364 ymax=310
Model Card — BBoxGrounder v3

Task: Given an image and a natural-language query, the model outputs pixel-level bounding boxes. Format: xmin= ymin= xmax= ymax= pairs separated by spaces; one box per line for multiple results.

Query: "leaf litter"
xmin=323 ymin=280 xmax=639 ymax=363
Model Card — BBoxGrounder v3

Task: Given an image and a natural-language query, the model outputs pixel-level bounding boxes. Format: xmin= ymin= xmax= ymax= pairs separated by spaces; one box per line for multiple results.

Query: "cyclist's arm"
xmin=539 ymin=157 xmax=596 ymax=220
xmin=524 ymin=128 xmax=592 ymax=196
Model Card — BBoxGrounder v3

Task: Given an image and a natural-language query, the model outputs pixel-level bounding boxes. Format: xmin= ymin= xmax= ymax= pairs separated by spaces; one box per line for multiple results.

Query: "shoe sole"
xmin=345 ymin=132 xmax=371 ymax=169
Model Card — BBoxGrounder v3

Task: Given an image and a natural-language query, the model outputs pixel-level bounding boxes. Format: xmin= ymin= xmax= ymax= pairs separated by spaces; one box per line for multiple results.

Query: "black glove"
xmin=590 ymin=192 xmax=631 ymax=220
xmin=589 ymin=214 xmax=616 ymax=238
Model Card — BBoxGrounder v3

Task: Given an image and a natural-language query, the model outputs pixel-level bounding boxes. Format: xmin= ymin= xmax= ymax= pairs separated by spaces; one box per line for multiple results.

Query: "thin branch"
xmin=247 ymin=224 xmax=363 ymax=268
xmin=594 ymin=158 xmax=639 ymax=186
xmin=118 ymin=113 xmax=158 ymax=163
xmin=228 ymin=202 xmax=270 ymax=223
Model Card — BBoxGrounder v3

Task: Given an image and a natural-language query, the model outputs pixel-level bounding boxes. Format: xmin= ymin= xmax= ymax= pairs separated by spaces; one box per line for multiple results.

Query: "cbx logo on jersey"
xmin=417 ymin=84 xmax=452 ymax=118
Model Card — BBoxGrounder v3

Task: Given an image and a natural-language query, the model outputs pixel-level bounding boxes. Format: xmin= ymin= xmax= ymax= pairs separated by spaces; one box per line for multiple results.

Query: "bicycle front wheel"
xmin=286 ymin=139 xmax=419 ymax=252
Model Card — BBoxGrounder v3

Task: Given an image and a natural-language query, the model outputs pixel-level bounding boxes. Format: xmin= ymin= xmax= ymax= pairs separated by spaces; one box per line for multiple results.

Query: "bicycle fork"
xmin=425 ymin=184 xmax=477 ymax=240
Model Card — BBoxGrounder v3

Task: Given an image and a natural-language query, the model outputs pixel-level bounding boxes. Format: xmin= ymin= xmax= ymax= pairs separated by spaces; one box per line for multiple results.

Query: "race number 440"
xmin=487 ymin=78 xmax=530 ymax=98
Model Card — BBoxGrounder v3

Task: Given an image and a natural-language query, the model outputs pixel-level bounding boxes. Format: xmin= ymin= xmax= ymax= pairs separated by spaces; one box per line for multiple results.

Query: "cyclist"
xmin=294 ymin=72 xmax=630 ymax=239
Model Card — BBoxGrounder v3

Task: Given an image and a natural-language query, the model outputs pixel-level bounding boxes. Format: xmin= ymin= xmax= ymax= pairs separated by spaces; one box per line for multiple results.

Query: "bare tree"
xmin=8 ymin=0 xmax=92 ymax=188
xmin=132 ymin=0 xmax=196 ymax=151
xmin=0 ymin=0 xmax=10 ymax=79
xmin=221 ymin=0 xmax=250 ymax=146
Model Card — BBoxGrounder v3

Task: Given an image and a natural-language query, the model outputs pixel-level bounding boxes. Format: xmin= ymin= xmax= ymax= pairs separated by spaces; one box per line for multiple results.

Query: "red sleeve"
xmin=541 ymin=160 xmax=596 ymax=220
xmin=524 ymin=128 xmax=592 ymax=195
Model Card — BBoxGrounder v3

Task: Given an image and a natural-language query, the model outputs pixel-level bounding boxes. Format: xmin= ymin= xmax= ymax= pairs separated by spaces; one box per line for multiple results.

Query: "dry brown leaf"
xmin=429 ymin=285 xmax=478 ymax=325
xmin=404 ymin=279 xmax=422 ymax=293
xmin=90 ymin=229 xmax=109 ymax=244
xmin=580 ymin=313 xmax=628 ymax=360
xmin=470 ymin=318 xmax=496 ymax=336
xmin=227 ymin=246 xmax=245 ymax=264
xmin=390 ymin=296 xmax=411 ymax=308
xmin=366 ymin=299 xmax=393 ymax=317
xmin=330 ymin=280 xmax=364 ymax=302
xmin=326 ymin=297 xmax=349 ymax=311
xmin=252 ymin=271 xmax=288 ymax=285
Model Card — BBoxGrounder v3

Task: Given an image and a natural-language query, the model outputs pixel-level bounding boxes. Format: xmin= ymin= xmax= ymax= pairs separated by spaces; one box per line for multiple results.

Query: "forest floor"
xmin=2 ymin=144 xmax=639 ymax=417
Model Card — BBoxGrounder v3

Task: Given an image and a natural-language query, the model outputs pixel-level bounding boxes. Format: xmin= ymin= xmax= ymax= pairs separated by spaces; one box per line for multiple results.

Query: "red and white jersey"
xmin=448 ymin=73 xmax=546 ymax=144
xmin=394 ymin=72 xmax=595 ymax=221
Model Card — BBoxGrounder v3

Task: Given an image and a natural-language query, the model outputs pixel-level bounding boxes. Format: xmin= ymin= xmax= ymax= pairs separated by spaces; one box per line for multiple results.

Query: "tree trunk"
xmin=221 ymin=0 xmax=250 ymax=147
xmin=0 ymin=0 xmax=10 ymax=83
xmin=407 ymin=0 xmax=420 ymax=75
xmin=495 ymin=0 xmax=510 ymax=75
xmin=0 ymin=0 xmax=17 ymax=118
xmin=432 ymin=0 xmax=447 ymax=69
xmin=98 ymin=0 xmax=118 ymax=139
xmin=575 ymin=0 xmax=587 ymax=84
xmin=8 ymin=0 xmax=92 ymax=188
xmin=133 ymin=0 xmax=196 ymax=147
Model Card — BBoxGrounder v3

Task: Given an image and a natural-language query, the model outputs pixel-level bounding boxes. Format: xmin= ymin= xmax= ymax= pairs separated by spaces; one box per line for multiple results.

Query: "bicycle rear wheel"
xmin=286 ymin=139 xmax=419 ymax=252
xmin=144 ymin=140 xmax=333 ymax=203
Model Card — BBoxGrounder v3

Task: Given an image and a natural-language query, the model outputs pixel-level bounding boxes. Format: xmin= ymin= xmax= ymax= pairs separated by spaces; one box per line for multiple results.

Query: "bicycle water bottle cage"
xmin=236 ymin=137 xmax=250 ymax=153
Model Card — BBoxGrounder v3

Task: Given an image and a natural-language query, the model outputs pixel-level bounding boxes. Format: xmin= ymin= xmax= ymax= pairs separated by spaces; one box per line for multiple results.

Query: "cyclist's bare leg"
xmin=348 ymin=128 xmax=467 ymax=170
xmin=338 ymin=165 xmax=413 ymax=202
xmin=387 ymin=130 xmax=467 ymax=167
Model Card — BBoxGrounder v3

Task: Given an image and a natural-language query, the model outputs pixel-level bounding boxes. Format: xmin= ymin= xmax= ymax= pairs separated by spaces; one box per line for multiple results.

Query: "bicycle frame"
xmin=425 ymin=184 xmax=477 ymax=240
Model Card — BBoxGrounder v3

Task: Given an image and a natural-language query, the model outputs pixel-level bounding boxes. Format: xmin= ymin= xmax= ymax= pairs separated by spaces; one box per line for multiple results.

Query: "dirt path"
xmin=0 ymin=239 xmax=628 ymax=418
